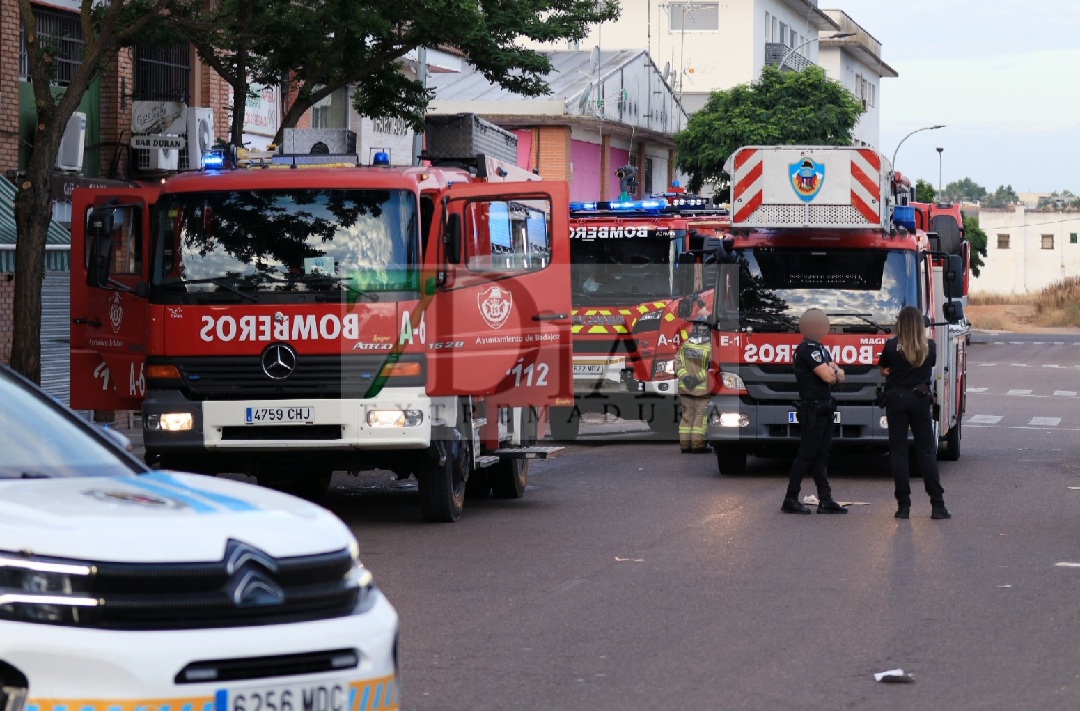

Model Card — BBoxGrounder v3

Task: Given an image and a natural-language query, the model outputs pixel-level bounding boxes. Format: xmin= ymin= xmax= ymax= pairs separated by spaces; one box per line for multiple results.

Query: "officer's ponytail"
xmin=895 ymin=306 xmax=928 ymax=367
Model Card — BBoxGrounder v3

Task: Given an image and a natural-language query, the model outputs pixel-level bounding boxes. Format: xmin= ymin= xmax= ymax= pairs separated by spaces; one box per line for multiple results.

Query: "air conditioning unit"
xmin=55 ymin=112 xmax=86 ymax=172
xmin=148 ymin=148 xmax=179 ymax=171
xmin=186 ymin=107 xmax=214 ymax=170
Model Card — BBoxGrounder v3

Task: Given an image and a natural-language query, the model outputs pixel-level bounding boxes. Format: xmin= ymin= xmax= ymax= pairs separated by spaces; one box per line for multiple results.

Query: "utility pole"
xmin=412 ymin=47 xmax=428 ymax=165
xmin=936 ymin=147 xmax=944 ymax=202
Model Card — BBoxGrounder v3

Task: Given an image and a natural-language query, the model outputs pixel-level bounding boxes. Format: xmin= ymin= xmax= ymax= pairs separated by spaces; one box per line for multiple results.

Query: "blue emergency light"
xmin=201 ymin=149 xmax=225 ymax=170
xmin=569 ymin=199 xmax=668 ymax=213
xmin=892 ymin=205 xmax=916 ymax=231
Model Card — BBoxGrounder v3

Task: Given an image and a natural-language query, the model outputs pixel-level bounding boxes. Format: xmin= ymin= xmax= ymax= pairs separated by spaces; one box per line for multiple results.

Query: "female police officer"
xmin=878 ymin=306 xmax=950 ymax=520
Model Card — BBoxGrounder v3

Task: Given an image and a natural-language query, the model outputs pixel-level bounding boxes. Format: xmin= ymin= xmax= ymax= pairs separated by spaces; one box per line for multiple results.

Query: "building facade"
xmin=428 ymin=50 xmax=687 ymax=202
xmin=972 ymin=207 xmax=1080 ymax=294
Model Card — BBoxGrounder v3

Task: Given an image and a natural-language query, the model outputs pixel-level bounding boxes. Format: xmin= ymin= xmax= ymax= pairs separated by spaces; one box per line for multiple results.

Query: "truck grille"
xmin=158 ymin=355 xmax=424 ymax=400
xmin=82 ymin=545 xmax=359 ymax=630
xmin=572 ymin=338 xmax=637 ymax=355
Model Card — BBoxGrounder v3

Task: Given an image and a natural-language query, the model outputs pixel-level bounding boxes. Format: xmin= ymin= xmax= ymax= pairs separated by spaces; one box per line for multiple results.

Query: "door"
xmin=70 ymin=187 xmax=158 ymax=411
xmin=425 ymin=181 xmax=573 ymax=408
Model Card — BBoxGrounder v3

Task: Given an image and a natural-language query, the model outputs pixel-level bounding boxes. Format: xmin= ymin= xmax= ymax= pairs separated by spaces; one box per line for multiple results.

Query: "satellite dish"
xmin=663 ymin=61 xmax=671 ymax=79
xmin=590 ymin=46 xmax=600 ymax=70
xmin=578 ymin=83 xmax=594 ymax=111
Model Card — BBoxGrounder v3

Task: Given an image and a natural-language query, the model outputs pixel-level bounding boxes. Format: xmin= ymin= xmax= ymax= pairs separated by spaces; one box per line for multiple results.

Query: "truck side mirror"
xmin=944 ymin=253 xmax=964 ymax=300
xmin=86 ymin=208 xmax=116 ymax=289
xmin=676 ymin=252 xmax=696 ymax=295
xmin=943 ymin=299 xmax=965 ymax=325
xmin=444 ymin=213 xmax=462 ymax=265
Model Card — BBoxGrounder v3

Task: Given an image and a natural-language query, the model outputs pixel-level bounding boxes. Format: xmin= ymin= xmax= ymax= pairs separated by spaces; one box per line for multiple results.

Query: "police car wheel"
xmin=715 ymin=446 xmax=747 ymax=475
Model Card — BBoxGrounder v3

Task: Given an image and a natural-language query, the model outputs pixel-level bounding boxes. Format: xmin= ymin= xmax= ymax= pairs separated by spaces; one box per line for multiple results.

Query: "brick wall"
xmin=0 ymin=0 xmax=19 ymax=175
xmin=0 ymin=274 xmax=13 ymax=363
xmin=98 ymin=48 xmax=134 ymax=176
xmin=535 ymin=126 xmax=571 ymax=183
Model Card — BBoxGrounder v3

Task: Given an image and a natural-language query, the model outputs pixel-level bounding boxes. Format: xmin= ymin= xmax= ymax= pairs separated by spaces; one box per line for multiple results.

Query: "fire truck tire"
xmin=465 ymin=470 xmax=492 ymax=498
xmin=715 ymin=445 xmax=747 ymax=475
xmin=549 ymin=406 xmax=580 ymax=441
xmin=492 ymin=407 xmax=537 ymax=499
xmin=940 ymin=421 xmax=961 ymax=462
xmin=418 ymin=431 xmax=467 ymax=523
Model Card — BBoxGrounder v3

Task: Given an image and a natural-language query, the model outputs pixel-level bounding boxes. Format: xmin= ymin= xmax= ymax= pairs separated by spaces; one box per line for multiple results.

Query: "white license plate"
xmin=245 ymin=406 xmax=314 ymax=424
xmin=788 ymin=411 xmax=842 ymax=424
xmin=573 ymin=364 xmax=604 ymax=375
xmin=218 ymin=682 xmax=350 ymax=711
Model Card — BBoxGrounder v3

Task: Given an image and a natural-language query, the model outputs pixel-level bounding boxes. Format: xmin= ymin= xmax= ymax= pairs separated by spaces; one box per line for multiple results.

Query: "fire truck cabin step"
xmin=490 ymin=446 xmax=565 ymax=460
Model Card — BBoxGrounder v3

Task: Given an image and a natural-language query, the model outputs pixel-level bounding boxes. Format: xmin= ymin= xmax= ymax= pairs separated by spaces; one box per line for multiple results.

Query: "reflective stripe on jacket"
xmin=675 ymin=340 xmax=711 ymax=395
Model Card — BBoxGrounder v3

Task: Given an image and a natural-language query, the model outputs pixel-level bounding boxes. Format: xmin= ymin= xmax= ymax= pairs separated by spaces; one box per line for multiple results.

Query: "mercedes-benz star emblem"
xmin=261 ymin=343 xmax=297 ymax=380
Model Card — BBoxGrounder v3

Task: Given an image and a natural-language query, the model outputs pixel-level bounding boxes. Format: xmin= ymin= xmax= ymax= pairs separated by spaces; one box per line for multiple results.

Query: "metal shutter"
xmin=40 ymin=271 xmax=70 ymax=404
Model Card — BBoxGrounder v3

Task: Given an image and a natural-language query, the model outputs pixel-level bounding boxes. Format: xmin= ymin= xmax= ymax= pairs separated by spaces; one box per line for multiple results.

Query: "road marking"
xmin=1054 ymin=562 xmax=1080 ymax=568
xmin=1028 ymin=417 xmax=1061 ymax=427
xmin=1007 ymin=389 xmax=1033 ymax=396
xmin=977 ymin=363 xmax=998 ymax=367
xmin=1055 ymin=391 xmax=1077 ymax=397
xmin=967 ymin=415 xmax=1003 ymax=425
xmin=968 ymin=387 xmax=989 ymax=393
xmin=1041 ymin=364 xmax=1063 ymax=368
xmin=1010 ymin=363 xmax=1030 ymax=368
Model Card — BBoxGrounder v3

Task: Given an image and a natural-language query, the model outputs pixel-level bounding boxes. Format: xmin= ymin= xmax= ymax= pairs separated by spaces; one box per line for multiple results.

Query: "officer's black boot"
xmin=895 ymin=503 xmax=910 ymax=519
xmin=931 ymin=500 xmax=952 ymax=519
xmin=781 ymin=497 xmax=811 ymax=514
xmin=817 ymin=498 xmax=848 ymax=514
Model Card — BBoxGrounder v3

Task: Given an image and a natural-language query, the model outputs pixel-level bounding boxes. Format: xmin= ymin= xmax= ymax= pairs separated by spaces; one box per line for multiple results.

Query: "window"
xmin=312 ymin=87 xmax=349 ymax=129
xmin=772 ymin=17 xmax=778 ymax=42
xmin=644 ymin=157 xmax=655 ymax=194
xmin=133 ymin=43 xmax=190 ymax=101
xmin=791 ymin=32 xmax=799 ymax=50
xmin=1071 ymin=233 xmax=1077 ymax=244
xmin=764 ymin=12 xmax=771 ymax=41
xmin=779 ymin=22 xmax=788 ymax=45
xmin=84 ymin=205 xmax=142 ymax=277
xmin=997 ymin=234 xmax=1010 ymax=249
xmin=669 ymin=2 xmax=719 ymax=32
xmin=19 ymin=8 xmax=84 ymax=85
xmin=1042 ymin=234 xmax=1055 ymax=250
xmin=465 ymin=199 xmax=552 ymax=273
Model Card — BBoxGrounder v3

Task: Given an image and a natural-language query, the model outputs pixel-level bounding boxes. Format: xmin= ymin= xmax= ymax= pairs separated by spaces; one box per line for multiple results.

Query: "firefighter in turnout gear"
xmin=676 ymin=319 xmax=713 ymax=453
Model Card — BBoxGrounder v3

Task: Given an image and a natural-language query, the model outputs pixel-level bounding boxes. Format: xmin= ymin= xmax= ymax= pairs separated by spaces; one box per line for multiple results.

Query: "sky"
xmin=835 ymin=0 xmax=1080 ymax=194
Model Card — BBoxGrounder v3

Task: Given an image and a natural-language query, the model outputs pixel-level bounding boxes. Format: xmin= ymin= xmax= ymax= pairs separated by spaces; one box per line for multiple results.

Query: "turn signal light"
xmin=380 ymin=361 xmax=421 ymax=378
xmin=146 ymin=364 xmax=181 ymax=380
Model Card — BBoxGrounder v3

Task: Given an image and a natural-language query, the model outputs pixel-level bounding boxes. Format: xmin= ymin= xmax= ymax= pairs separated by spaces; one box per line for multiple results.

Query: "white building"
xmin=973 ymin=207 xmax=1080 ymax=294
xmin=522 ymin=1 xmax=896 ymax=148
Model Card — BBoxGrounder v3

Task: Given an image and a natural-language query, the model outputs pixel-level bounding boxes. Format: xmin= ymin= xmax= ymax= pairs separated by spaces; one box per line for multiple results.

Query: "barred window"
xmin=133 ymin=43 xmax=190 ymax=102
xmin=19 ymin=8 xmax=84 ymax=86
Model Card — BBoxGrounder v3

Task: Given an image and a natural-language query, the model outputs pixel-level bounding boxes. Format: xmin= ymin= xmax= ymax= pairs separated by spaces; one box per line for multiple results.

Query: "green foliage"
xmin=963 ymin=214 xmax=987 ymax=278
xmin=914 ymin=179 xmax=936 ymax=204
xmin=673 ymin=66 xmax=865 ymax=193
xmin=982 ymin=184 xmax=1018 ymax=209
xmin=942 ymin=177 xmax=986 ymax=204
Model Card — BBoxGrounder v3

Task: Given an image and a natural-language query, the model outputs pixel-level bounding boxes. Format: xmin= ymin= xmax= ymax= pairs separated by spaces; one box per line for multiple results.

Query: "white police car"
xmin=0 ymin=366 xmax=398 ymax=711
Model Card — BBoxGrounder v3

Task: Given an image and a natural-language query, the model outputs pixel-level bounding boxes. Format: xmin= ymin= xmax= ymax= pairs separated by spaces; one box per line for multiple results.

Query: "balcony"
xmin=764 ymin=43 xmax=816 ymax=72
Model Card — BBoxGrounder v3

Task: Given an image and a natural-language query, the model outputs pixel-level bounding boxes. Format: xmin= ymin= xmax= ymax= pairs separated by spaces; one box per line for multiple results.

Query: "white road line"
xmin=968 ymin=387 xmax=989 ymax=393
xmin=1055 ymin=391 xmax=1077 ymax=397
xmin=1029 ymin=417 xmax=1062 ymax=427
xmin=1007 ymin=389 xmax=1033 ymax=396
xmin=1011 ymin=363 xmax=1030 ymax=368
xmin=967 ymin=415 xmax=1003 ymax=425
xmin=1055 ymin=562 xmax=1080 ymax=568
xmin=1041 ymin=364 xmax=1062 ymax=369
xmin=977 ymin=363 xmax=998 ymax=367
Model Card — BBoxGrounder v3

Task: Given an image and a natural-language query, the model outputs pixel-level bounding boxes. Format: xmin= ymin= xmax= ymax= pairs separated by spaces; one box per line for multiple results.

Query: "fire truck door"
xmin=426 ymin=181 xmax=573 ymax=407
xmin=70 ymin=189 xmax=156 ymax=411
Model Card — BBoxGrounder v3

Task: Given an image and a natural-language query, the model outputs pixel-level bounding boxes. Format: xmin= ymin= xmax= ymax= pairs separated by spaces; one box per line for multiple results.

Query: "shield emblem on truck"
xmin=478 ymin=286 xmax=513 ymax=329
xmin=789 ymin=158 xmax=825 ymax=202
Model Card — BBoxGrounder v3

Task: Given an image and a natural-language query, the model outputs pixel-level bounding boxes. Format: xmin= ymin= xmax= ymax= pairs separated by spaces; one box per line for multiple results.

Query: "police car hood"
xmin=0 ymin=471 xmax=354 ymax=563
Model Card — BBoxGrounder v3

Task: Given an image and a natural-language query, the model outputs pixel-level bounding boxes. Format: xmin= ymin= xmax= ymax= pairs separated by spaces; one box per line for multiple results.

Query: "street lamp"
xmin=890 ymin=124 xmax=945 ymax=174
xmin=777 ymin=32 xmax=856 ymax=72
xmin=936 ymin=147 xmax=944 ymax=203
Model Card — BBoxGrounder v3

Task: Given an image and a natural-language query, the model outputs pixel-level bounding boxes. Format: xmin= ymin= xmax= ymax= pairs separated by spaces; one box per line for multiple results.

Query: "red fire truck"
xmin=69 ymin=140 xmax=573 ymax=522
xmin=702 ymin=146 xmax=968 ymax=474
xmin=549 ymin=193 xmax=728 ymax=440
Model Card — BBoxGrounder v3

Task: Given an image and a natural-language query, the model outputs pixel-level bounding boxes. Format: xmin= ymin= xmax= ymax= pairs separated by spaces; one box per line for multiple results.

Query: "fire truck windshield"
xmin=571 ymin=229 xmax=688 ymax=306
xmin=731 ymin=248 xmax=918 ymax=327
xmin=150 ymin=188 xmax=418 ymax=302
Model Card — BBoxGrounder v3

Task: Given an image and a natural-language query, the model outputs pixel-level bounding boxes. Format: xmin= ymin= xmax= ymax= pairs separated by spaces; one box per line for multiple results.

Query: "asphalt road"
xmin=312 ymin=335 xmax=1080 ymax=710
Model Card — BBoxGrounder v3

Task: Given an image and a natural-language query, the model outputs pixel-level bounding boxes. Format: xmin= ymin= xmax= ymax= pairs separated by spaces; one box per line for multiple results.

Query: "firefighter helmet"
xmin=688 ymin=317 xmax=711 ymax=344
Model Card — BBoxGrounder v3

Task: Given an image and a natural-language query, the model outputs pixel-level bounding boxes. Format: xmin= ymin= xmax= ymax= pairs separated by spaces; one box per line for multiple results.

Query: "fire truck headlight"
xmin=157 ymin=413 xmax=194 ymax=431
xmin=720 ymin=372 xmax=745 ymax=391
xmin=653 ymin=359 xmax=675 ymax=377
xmin=711 ymin=412 xmax=749 ymax=428
xmin=367 ymin=409 xmax=424 ymax=428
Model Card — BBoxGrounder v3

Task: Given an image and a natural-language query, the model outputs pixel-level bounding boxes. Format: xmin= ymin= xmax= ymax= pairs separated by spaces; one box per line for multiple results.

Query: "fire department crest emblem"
xmin=108 ymin=292 xmax=124 ymax=333
xmin=478 ymin=286 xmax=513 ymax=329
xmin=789 ymin=158 xmax=825 ymax=202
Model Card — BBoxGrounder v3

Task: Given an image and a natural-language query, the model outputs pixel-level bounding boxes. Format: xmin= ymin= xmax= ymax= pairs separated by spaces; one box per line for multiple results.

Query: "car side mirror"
xmin=943 ymin=299 xmax=965 ymax=325
xmin=86 ymin=208 xmax=116 ymax=289
xmin=943 ymin=254 xmax=964 ymax=300
xmin=444 ymin=213 xmax=462 ymax=265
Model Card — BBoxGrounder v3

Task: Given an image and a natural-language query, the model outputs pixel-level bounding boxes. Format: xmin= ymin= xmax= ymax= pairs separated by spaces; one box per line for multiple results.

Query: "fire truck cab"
xmin=69 ymin=140 xmax=573 ymax=522
xmin=705 ymin=146 xmax=968 ymax=474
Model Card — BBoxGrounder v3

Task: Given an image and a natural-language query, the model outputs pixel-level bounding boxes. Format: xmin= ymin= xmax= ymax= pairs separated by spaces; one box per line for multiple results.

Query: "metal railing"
xmin=764 ymin=43 xmax=815 ymax=72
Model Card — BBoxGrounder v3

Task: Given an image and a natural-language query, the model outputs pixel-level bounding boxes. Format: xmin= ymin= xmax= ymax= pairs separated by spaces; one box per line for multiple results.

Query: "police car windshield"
xmin=0 ymin=369 xmax=140 ymax=478
xmin=731 ymin=248 xmax=918 ymax=325
xmin=150 ymin=189 xmax=418 ymax=302
xmin=571 ymin=228 xmax=687 ymax=306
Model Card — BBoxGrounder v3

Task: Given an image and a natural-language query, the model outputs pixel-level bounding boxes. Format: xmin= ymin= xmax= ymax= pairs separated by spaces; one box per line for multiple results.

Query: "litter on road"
xmin=803 ymin=495 xmax=871 ymax=506
xmin=874 ymin=669 xmax=915 ymax=683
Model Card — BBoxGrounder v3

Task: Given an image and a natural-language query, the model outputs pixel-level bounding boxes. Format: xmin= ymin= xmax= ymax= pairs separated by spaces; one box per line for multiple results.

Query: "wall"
xmin=0 ymin=274 xmax=11 ymax=363
xmin=570 ymin=138 xmax=601 ymax=202
xmin=817 ymin=47 xmax=881 ymax=149
xmin=534 ymin=126 xmax=571 ymax=184
xmin=972 ymin=207 xmax=1080 ymax=294
xmin=514 ymin=129 xmax=534 ymax=171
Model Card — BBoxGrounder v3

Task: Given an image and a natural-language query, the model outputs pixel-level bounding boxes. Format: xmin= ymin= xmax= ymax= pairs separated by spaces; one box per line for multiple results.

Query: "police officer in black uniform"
xmin=782 ymin=309 xmax=848 ymax=515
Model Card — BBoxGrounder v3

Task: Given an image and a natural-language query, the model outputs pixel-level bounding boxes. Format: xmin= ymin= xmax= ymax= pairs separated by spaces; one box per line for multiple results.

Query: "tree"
xmin=914 ymin=179 xmax=936 ymax=204
xmin=262 ymin=0 xmax=620 ymax=143
xmin=942 ymin=177 xmax=987 ymax=205
xmin=983 ymin=184 xmax=1018 ymax=209
xmin=674 ymin=66 xmax=864 ymax=193
xmin=963 ymin=215 xmax=987 ymax=278
xmin=12 ymin=0 xmax=185 ymax=382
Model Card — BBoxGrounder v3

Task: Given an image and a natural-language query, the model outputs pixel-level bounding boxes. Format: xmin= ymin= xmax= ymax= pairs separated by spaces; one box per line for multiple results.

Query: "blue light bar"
xmin=893 ymin=205 xmax=916 ymax=231
xmin=569 ymin=202 xmax=599 ymax=211
xmin=569 ymin=199 xmax=668 ymax=213
xmin=202 ymin=149 xmax=225 ymax=170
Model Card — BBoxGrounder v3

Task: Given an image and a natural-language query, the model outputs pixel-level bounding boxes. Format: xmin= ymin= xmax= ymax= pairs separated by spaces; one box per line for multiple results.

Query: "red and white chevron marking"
xmin=849 ymin=148 xmax=882 ymax=224
xmin=730 ymin=148 xmax=763 ymax=224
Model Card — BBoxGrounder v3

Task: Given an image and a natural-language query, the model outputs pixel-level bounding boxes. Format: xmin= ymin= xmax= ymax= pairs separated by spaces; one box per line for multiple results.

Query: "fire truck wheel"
xmin=465 ymin=470 xmax=492 ymax=499
xmin=549 ymin=406 xmax=580 ymax=441
xmin=418 ymin=431 xmax=466 ymax=523
xmin=940 ymin=421 xmax=961 ymax=462
xmin=715 ymin=445 xmax=747 ymax=475
xmin=491 ymin=459 xmax=529 ymax=499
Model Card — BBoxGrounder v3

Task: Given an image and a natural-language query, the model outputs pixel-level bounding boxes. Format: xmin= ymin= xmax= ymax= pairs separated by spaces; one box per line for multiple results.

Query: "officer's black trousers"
xmin=786 ymin=403 xmax=834 ymax=500
xmin=885 ymin=388 xmax=945 ymax=504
